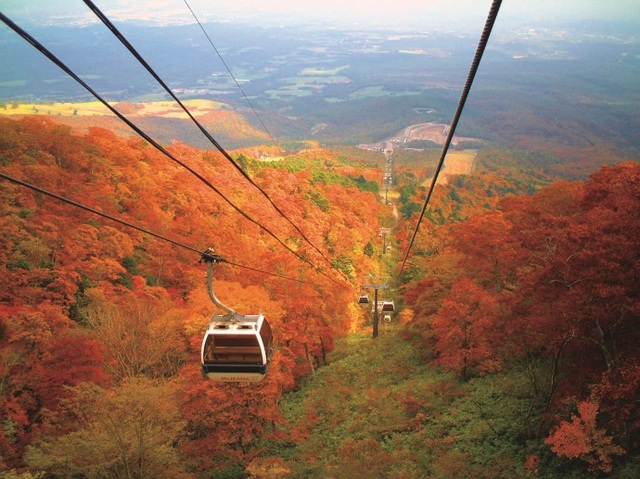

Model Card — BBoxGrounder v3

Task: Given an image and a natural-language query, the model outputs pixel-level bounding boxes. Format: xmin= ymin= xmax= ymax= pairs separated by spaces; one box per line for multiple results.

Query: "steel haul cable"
xmin=397 ymin=0 xmax=503 ymax=280
xmin=82 ymin=0 xmax=337 ymax=276
xmin=181 ymin=0 xmax=283 ymax=157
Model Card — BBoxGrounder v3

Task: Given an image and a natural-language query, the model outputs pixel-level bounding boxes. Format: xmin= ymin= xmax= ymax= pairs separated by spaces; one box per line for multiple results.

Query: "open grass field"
xmin=0 ymin=99 xmax=268 ymax=150
xmin=0 ymin=99 xmax=229 ymax=118
xmin=435 ymin=149 xmax=477 ymax=184
xmin=134 ymin=99 xmax=227 ymax=118
xmin=1 ymin=101 xmax=111 ymax=116
xmin=299 ymin=66 xmax=349 ymax=76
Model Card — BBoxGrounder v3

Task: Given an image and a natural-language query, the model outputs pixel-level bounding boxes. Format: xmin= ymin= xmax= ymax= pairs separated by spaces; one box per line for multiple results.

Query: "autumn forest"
xmin=0 ymin=109 xmax=637 ymax=479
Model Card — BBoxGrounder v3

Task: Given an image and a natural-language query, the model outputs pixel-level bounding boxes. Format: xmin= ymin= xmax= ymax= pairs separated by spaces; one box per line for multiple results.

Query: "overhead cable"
xmin=0 ymin=172 xmax=325 ymax=287
xmin=82 ymin=0 xmax=337 ymax=276
xmin=0 ymin=12 xmax=341 ymax=285
xmin=0 ymin=172 xmax=201 ymax=254
xmin=397 ymin=0 xmax=503 ymax=280
xmin=181 ymin=0 xmax=284 ymax=157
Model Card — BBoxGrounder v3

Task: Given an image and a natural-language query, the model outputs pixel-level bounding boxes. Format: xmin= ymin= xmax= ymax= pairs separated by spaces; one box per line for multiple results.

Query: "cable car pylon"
xmin=361 ymin=275 xmax=392 ymax=338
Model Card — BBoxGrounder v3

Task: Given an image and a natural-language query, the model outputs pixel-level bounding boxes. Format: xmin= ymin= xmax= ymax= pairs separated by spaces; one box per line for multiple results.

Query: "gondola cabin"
xmin=201 ymin=313 xmax=273 ymax=382
xmin=382 ymin=301 xmax=395 ymax=312
xmin=358 ymin=294 xmax=370 ymax=304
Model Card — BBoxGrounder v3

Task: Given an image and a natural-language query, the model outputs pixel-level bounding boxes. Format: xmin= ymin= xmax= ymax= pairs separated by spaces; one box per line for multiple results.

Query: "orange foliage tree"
xmin=545 ymin=400 xmax=625 ymax=473
xmin=1 ymin=115 xmax=382 ymax=473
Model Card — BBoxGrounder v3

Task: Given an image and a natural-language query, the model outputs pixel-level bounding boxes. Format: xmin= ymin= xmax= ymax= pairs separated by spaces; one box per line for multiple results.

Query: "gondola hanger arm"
xmin=200 ymin=248 xmax=243 ymax=321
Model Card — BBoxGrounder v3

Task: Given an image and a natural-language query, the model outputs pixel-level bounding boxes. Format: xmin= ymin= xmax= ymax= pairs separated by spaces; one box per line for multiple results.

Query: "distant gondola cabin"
xmin=382 ymin=301 xmax=395 ymax=312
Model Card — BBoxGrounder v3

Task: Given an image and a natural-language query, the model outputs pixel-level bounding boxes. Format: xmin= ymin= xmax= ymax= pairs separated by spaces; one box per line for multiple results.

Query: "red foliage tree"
xmin=430 ymin=277 xmax=502 ymax=380
xmin=0 ymin=304 xmax=106 ymax=468
xmin=402 ymin=162 xmax=639 ymax=465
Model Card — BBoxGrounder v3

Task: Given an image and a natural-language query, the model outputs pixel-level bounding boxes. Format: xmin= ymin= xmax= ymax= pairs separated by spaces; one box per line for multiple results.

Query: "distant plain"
xmin=1 ymin=19 xmax=638 ymax=170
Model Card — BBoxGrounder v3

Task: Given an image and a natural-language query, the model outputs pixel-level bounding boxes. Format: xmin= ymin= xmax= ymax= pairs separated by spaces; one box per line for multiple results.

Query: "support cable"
xmin=0 ymin=172 xmax=325 ymax=287
xmin=1 ymin=171 xmax=200 ymax=254
xmin=0 ymin=11 xmax=341 ymax=285
xmin=397 ymin=0 xmax=503 ymax=280
xmin=181 ymin=0 xmax=283 ymax=157
xmin=82 ymin=0 xmax=337 ymax=276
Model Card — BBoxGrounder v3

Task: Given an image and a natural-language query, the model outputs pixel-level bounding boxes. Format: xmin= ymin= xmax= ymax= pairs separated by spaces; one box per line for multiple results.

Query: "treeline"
xmin=192 ymin=159 xmax=638 ymax=479
xmin=3 ymin=105 xmax=272 ymax=150
xmin=392 ymin=149 xmax=557 ymax=224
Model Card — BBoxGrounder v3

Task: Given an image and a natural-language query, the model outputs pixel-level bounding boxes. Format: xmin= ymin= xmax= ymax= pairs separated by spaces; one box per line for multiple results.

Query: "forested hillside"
xmin=0 ymin=101 xmax=275 ymax=150
xmin=0 ymin=116 xmax=638 ymax=478
xmin=0 ymin=116 xmax=381 ymax=476
xmin=395 ymin=161 xmax=640 ymax=477
xmin=267 ymin=161 xmax=639 ymax=478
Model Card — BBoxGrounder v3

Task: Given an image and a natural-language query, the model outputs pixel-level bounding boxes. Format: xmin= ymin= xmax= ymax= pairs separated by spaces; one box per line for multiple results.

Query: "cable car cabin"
xmin=201 ymin=313 xmax=273 ymax=382
xmin=381 ymin=301 xmax=395 ymax=312
xmin=358 ymin=294 xmax=370 ymax=304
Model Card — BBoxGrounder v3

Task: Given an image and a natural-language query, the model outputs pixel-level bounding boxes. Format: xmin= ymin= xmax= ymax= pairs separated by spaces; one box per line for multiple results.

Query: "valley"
xmin=0 ymin=5 xmax=638 ymax=478
xmin=1 ymin=19 xmax=638 ymax=159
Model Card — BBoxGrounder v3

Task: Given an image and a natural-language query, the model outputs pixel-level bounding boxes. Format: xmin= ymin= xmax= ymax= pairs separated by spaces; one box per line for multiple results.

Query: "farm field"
xmin=0 ymin=99 xmax=229 ymax=118
xmin=0 ymin=101 xmax=110 ymax=116
xmin=436 ymin=149 xmax=476 ymax=184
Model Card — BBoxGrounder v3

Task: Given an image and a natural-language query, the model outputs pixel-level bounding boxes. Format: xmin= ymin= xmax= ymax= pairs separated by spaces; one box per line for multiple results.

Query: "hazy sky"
xmin=1 ymin=0 xmax=639 ymax=29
